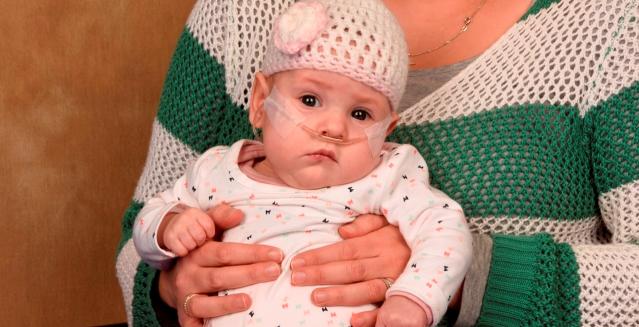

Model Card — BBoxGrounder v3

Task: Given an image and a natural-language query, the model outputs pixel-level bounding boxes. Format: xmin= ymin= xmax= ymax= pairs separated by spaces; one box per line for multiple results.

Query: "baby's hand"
xmin=160 ymin=207 xmax=216 ymax=256
xmin=376 ymin=295 xmax=432 ymax=327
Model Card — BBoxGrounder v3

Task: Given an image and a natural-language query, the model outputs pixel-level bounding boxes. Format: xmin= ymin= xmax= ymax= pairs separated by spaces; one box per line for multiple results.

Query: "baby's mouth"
xmin=306 ymin=149 xmax=337 ymax=162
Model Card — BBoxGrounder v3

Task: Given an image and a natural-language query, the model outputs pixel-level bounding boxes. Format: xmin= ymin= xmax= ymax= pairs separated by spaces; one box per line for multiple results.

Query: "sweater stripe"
xmin=117 ymin=200 xmax=144 ymax=254
xmin=573 ymin=243 xmax=639 ymax=326
xmin=557 ymin=243 xmax=581 ymax=326
xmin=587 ymin=80 xmax=639 ymax=195
xmin=156 ymin=28 xmax=252 ymax=153
xmin=521 ymin=0 xmax=561 ymax=21
xmin=599 ymin=180 xmax=639 ymax=243
xmin=132 ymin=262 xmax=161 ymax=327
xmin=390 ymin=104 xmax=598 ymax=220
xmin=115 ymin=240 xmax=142 ymax=326
xmin=468 ymin=215 xmax=601 ymax=244
xmin=132 ymin=120 xmax=200 ymax=204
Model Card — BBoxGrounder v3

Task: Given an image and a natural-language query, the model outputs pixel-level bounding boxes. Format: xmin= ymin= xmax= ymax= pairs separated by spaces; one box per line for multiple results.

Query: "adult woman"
xmin=116 ymin=0 xmax=639 ymax=326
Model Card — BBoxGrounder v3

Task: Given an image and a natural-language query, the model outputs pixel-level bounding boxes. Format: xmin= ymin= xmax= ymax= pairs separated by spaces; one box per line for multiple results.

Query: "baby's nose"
xmin=316 ymin=112 xmax=348 ymax=140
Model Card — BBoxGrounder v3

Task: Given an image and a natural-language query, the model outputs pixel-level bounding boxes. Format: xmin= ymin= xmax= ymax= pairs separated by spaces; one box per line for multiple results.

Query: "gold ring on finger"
xmin=381 ymin=277 xmax=394 ymax=290
xmin=183 ymin=293 xmax=200 ymax=317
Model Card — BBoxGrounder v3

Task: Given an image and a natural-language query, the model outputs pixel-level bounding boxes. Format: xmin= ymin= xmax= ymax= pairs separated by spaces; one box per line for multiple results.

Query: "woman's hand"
xmin=158 ymin=204 xmax=284 ymax=327
xmin=290 ymin=214 xmax=411 ymax=327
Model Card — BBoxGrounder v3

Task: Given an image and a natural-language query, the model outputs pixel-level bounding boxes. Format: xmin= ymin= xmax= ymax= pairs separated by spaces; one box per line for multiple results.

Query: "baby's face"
xmin=254 ymin=69 xmax=396 ymax=189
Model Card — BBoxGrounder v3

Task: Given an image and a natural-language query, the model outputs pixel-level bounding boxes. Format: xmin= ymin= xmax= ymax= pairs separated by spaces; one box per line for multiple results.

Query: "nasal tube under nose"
xmin=299 ymin=125 xmax=367 ymax=145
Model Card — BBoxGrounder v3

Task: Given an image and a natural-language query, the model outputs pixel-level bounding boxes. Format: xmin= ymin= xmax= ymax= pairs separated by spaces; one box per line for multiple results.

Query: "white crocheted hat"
xmin=262 ymin=0 xmax=409 ymax=111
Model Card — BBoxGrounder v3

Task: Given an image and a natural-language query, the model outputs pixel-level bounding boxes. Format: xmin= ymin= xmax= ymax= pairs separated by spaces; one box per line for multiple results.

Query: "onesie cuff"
xmin=387 ymin=284 xmax=446 ymax=326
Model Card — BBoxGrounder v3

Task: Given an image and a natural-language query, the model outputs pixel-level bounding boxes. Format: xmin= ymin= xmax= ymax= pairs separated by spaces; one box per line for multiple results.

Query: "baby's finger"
xmin=195 ymin=212 xmax=216 ymax=238
xmin=350 ymin=308 xmax=379 ymax=327
xmin=166 ymin=237 xmax=188 ymax=256
xmin=309 ymin=279 xmax=387 ymax=307
xmin=179 ymin=231 xmax=198 ymax=251
xmin=187 ymin=223 xmax=207 ymax=246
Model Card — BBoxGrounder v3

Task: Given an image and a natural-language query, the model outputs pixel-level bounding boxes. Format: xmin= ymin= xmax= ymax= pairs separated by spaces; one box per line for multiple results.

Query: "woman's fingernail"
xmin=313 ymin=290 xmax=328 ymax=304
xmin=265 ymin=263 xmax=281 ymax=277
xmin=291 ymin=271 xmax=306 ymax=284
xmin=290 ymin=258 xmax=306 ymax=269
xmin=237 ymin=294 xmax=250 ymax=309
xmin=268 ymin=250 xmax=283 ymax=261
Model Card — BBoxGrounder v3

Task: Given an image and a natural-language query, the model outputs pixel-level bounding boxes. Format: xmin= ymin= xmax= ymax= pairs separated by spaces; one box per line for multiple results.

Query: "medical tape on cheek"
xmin=262 ymin=88 xmax=306 ymax=138
xmin=364 ymin=114 xmax=392 ymax=156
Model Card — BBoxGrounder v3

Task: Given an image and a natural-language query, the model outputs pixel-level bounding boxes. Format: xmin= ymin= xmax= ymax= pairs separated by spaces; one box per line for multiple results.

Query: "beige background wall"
xmin=0 ymin=1 xmax=196 ymax=325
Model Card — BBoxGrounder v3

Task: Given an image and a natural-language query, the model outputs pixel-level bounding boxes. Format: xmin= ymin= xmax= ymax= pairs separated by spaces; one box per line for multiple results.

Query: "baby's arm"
xmin=133 ymin=146 xmax=227 ymax=269
xmin=156 ymin=206 xmax=216 ymax=256
xmin=376 ymin=144 xmax=473 ymax=326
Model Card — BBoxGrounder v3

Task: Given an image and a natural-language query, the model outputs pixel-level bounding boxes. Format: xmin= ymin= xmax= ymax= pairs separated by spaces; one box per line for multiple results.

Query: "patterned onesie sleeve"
xmin=132 ymin=145 xmax=230 ymax=269
xmin=378 ymin=144 xmax=473 ymax=325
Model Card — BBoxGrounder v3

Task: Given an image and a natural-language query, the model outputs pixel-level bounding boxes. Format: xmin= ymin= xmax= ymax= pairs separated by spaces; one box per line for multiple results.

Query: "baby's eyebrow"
xmin=350 ymin=94 xmax=388 ymax=113
xmin=297 ymin=75 xmax=334 ymax=90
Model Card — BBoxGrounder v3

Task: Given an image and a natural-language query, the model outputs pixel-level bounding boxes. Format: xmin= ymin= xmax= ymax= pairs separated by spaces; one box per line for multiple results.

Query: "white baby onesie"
xmin=134 ymin=140 xmax=472 ymax=326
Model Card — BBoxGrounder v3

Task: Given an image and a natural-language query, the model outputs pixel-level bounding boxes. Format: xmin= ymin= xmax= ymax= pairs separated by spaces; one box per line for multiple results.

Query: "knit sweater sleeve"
xmin=113 ymin=0 xmax=276 ymax=325
xmin=475 ymin=2 xmax=639 ymax=325
xmin=568 ymin=0 xmax=639 ymax=323
xmin=387 ymin=1 xmax=638 ymax=325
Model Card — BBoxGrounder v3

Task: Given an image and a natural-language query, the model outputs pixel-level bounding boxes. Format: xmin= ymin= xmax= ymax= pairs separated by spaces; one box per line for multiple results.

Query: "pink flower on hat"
xmin=273 ymin=1 xmax=329 ymax=55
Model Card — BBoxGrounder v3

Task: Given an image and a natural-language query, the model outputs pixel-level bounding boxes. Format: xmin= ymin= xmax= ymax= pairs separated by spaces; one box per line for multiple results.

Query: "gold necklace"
xmin=408 ymin=0 xmax=487 ymax=62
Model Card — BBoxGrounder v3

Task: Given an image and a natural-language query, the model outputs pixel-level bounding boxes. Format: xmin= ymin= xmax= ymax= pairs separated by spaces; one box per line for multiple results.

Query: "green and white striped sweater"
xmin=115 ymin=0 xmax=639 ymax=325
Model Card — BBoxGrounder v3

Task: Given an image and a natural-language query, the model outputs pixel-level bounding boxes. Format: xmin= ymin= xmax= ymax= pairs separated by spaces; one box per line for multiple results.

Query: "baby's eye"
xmin=300 ymin=95 xmax=320 ymax=107
xmin=351 ymin=109 xmax=371 ymax=121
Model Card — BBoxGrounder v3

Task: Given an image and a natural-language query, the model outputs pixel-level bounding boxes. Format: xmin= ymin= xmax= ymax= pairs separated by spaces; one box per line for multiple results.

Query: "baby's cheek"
xmin=343 ymin=150 xmax=380 ymax=179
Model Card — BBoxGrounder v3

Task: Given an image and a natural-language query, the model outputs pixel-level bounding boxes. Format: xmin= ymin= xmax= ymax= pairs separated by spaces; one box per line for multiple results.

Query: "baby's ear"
xmin=385 ymin=111 xmax=400 ymax=136
xmin=249 ymin=72 xmax=271 ymax=128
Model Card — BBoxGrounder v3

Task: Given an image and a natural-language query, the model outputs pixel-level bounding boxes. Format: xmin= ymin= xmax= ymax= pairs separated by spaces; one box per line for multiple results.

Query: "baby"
xmin=133 ymin=0 xmax=472 ymax=326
